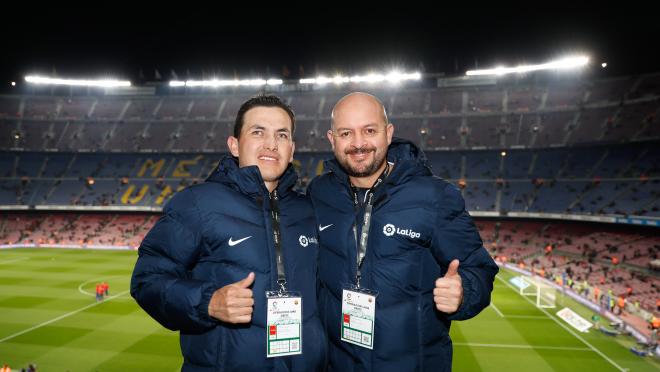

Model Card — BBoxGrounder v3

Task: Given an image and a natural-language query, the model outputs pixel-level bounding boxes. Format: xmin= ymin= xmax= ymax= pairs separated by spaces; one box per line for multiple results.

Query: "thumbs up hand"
xmin=208 ymin=272 xmax=255 ymax=323
xmin=433 ymin=260 xmax=464 ymax=314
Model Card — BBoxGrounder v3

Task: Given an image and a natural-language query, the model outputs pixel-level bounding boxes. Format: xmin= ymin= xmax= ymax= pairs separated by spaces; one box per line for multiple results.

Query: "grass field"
xmin=1 ymin=248 xmax=659 ymax=371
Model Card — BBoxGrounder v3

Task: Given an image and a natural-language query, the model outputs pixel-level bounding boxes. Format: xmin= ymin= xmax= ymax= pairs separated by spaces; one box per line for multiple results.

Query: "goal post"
xmin=518 ymin=275 xmax=556 ymax=309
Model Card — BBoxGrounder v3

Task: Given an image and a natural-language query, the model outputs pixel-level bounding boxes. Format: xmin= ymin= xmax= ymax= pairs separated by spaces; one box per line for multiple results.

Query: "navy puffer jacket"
xmin=308 ymin=138 xmax=498 ymax=372
xmin=131 ymin=156 xmax=326 ymax=371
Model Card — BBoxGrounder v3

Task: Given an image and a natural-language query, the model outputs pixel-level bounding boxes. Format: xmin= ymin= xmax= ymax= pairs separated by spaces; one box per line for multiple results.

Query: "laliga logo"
xmin=299 ymin=235 xmax=318 ymax=247
xmin=383 ymin=223 xmax=421 ymax=239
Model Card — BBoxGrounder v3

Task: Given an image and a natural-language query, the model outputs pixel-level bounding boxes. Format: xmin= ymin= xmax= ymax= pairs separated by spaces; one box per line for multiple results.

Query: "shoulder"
xmin=162 ymin=182 xmax=234 ymax=223
xmin=403 ymin=175 xmax=464 ymax=216
xmin=307 ymin=172 xmax=339 ymax=198
xmin=430 ymin=177 xmax=466 ymax=219
xmin=308 ymin=172 xmax=335 ymax=188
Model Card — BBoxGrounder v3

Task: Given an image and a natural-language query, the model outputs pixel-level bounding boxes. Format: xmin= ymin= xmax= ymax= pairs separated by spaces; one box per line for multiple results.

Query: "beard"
xmin=337 ymin=146 xmax=387 ymax=178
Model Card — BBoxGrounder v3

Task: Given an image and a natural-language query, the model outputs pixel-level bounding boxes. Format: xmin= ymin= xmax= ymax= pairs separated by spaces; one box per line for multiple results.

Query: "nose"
xmin=350 ymin=130 xmax=368 ymax=149
xmin=263 ymin=133 xmax=278 ymax=151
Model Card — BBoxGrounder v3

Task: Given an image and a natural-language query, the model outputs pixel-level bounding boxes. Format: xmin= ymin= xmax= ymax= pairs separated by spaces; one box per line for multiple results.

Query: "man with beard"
xmin=307 ymin=92 xmax=498 ymax=371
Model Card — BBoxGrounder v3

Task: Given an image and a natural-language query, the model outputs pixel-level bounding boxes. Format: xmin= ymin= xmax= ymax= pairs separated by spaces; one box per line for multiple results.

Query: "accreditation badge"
xmin=341 ymin=285 xmax=378 ymax=349
xmin=266 ymin=291 xmax=302 ymax=357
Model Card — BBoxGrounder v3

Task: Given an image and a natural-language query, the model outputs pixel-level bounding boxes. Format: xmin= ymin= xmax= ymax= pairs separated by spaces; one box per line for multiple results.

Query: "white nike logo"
xmin=228 ymin=236 xmax=252 ymax=246
xmin=319 ymin=224 xmax=333 ymax=232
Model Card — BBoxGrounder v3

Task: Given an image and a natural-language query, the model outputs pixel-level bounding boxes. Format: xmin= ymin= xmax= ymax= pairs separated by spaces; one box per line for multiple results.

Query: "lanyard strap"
xmin=269 ymin=189 xmax=286 ymax=292
xmin=351 ymin=162 xmax=390 ymax=287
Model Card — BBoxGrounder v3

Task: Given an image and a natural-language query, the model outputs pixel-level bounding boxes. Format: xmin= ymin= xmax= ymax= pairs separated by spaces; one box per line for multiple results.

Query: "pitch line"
xmin=0 ymin=290 xmax=129 ymax=343
xmin=454 ymin=342 xmax=591 ymax=351
xmin=496 ymin=275 xmax=626 ymax=372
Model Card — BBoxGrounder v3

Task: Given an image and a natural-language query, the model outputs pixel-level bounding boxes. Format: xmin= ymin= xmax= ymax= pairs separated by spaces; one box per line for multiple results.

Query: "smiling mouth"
xmin=258 ymin=155 xmax=279 ymax=161
xmin=347 ymin=149 xmax=373 ymax=161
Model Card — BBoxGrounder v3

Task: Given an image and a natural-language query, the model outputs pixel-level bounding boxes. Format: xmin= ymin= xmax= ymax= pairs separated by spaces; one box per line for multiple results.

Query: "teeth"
xmin=259 ymin=156 xmax=276 ymax=161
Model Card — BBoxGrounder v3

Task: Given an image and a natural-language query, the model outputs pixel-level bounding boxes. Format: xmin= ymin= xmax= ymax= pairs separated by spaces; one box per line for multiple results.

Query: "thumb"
xmin=444 ymin=259 xmax=460 ymax=277
xmin=236 ymin=272 xmax=255 ymax=288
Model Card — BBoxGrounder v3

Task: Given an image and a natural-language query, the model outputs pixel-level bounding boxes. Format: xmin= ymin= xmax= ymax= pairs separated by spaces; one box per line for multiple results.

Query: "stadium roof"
xmin=1 ymin=5 xmax=658 ymax=92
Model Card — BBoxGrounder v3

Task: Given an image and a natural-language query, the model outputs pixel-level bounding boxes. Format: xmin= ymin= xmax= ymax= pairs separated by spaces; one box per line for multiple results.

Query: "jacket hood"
xmin=206 ymin=155 xmax=298 ymax=197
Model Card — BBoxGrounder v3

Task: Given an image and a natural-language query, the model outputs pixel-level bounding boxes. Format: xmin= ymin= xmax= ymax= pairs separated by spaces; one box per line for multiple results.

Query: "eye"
xmin=278 ymin=132 xmax=290 ymax=140
xmin=365 ymin=128 xmax=377 ymax=135
xmin=339 ymin=130 xmax=352 ymax=138
xmin=251 ymin=129 xmax=264 ymax=136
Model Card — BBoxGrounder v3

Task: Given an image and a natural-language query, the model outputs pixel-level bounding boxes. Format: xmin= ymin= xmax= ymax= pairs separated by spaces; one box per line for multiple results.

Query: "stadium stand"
xmin=1 ymin=71 xmax=658 ymax=346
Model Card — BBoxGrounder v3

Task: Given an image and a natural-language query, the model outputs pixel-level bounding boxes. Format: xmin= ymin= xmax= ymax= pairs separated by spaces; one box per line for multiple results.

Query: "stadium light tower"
xmin=465 ymin=56 xmax=589 ymax=76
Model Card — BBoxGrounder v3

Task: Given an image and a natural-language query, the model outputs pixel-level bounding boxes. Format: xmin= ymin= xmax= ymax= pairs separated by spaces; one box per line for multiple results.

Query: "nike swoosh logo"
xmin=319 ymin=224 xmax=333 ymax=231
xmin=228 ymin=236 xmax=252 ymax=246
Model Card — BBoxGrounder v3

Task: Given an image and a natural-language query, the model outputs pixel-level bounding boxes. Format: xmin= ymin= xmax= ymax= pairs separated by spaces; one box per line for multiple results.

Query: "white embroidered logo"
xmin=319 ymin=224 xmax=333 ymax=231
xmin=228 ymin=236 xmax=252 ymax=246
xmin=299 ymin=235 xmax=318 ymax=247
xmin=382 ymin=224 xmax=421 ymax=239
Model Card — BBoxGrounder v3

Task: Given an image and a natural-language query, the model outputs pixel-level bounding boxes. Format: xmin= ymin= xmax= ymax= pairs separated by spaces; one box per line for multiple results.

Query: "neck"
xmin=349 ymin=161 xmax=388 ymax=188
xmin=265 ymin=180 xmax=278 ymax=193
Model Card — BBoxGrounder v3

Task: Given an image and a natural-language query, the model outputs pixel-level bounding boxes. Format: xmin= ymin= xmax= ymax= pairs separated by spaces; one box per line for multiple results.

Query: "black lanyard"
xmin=351 ymin=162 xmax=389 ymax=287
xmin=269 ymin=189 xmax=286 ymax=292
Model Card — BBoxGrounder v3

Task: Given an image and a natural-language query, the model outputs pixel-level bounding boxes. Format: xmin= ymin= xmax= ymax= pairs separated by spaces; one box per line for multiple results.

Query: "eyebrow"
xmin=335 ymin=123 xmax=381 ymax=130
xmin=246 ymin=124 xmax=291 ymax=133
xmin=246 ymin=124 xmax=265 ymax=131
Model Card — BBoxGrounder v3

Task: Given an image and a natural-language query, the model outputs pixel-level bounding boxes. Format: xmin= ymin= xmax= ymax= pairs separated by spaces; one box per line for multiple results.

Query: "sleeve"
xmin=130 ymin=187 xmax=219 ymax=333
xmin=430 ymin=182 xmax=499 ymax=321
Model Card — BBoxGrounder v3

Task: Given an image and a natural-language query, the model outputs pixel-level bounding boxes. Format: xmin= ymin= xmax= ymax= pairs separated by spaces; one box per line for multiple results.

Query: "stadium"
xmin=1 ymin=9 xmax=659 ymax=372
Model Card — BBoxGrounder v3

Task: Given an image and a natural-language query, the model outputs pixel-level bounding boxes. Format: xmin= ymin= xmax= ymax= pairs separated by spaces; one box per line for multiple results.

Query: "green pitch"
xmin=0 ymin=248 xmax=658 ymax=371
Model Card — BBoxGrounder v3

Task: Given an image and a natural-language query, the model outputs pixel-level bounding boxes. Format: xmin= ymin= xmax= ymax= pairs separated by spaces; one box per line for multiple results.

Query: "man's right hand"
xmin=208 ymin=272 xmax=255 ymax=323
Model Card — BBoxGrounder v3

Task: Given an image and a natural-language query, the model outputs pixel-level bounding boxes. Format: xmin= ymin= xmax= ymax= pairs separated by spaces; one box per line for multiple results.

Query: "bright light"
xmin=169 ymin=78 xmax=282 ymax=88
xmin=25 ymin=75 xmax=131 ymax=87
xmin=299 ymin=71 xmax=420 ymax=85
xmin=466 ymin=56 xmax=590 ymax=76
xmin=501 ymin=151 xmax=507 ymax=157
xmin=601 ymin=62 xmax=607 ymax=68
xmin=333 ymin=75 xmax=349 ymax=84
xmin=11 ymin=82 xmax=16 ymax=87
xmin=315 ymin=76 xmax=332 ymax=85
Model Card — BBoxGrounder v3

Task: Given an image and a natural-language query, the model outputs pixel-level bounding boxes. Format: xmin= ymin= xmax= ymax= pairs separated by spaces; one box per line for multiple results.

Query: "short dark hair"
xmin=233 ymin=94 xmax=295 ymax=138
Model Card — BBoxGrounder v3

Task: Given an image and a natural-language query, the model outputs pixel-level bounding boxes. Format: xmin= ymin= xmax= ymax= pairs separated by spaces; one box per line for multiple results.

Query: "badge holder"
xmin=265 ymin=280 xmax=303 ymax=358
xmin=341 ymin=283 xmax=378 ymax=349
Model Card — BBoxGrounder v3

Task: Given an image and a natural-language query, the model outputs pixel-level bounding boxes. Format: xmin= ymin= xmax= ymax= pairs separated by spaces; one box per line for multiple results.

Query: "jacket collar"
xmin=206 ymin=155 xmax=298 ymax=197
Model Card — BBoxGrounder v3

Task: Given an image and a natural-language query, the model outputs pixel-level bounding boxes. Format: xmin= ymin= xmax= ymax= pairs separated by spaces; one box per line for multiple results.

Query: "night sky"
xmin=1 ymin=4 xmax=658 ymax=87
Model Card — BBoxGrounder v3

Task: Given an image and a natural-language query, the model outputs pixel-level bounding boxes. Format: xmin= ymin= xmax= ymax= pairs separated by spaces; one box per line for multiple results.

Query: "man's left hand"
xmin=434 ymin=259 xmax=463 ymax=313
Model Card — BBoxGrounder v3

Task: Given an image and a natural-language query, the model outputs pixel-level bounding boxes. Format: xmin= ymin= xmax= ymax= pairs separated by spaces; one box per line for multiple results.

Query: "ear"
xmin=326 ymin=130 xmax=336 ymax=150
xmin=289 ymin=141 xmax=295 ymax=163
xmin=227 ymin=136 xmax=240 ymax=157
xmin=386 ymin=123 xmax=394 ymax=145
